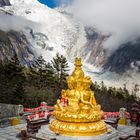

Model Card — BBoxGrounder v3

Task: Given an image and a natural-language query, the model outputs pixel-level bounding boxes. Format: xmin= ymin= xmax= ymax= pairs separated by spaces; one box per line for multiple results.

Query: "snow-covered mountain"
xmin=0 ymin=0 xmax=139 ymax=92
xmin=0 ymin=29 xmax=36 ymax=66
xmin=1 ymin=0 xmax=86 ymax=62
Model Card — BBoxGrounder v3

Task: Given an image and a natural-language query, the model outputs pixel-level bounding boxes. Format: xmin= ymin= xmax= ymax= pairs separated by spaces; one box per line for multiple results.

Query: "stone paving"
xmin=0 ymin=124 xmax=26 ymax=140
xmin=0 ymin=123 xmax=138 ymax=140
xmin=117 ymin=125 xmax=137 ymax=138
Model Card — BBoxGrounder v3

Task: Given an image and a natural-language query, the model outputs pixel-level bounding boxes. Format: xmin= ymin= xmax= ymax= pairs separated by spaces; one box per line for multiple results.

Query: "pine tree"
xmin=3 ymin=54 xmax=26 ymax=104
xmin=51 ymin=53 xmax=69 ymax=97
xmin=27 ymin=56 xmax=47 ymax=89
xmin=131 ymin=84 xmax=139 ymax=100
xmin=25 ymin=54 xmax=69 ymax=106
xmin=51 ymin=53 xmax=69 ymax=83
xmin=36 ymin=56 xmax=48 ymax=89
xmin=45 ymin=62 xmax=55 ymax=89
xmin=0 ymin=60 xmax=6 ymax=102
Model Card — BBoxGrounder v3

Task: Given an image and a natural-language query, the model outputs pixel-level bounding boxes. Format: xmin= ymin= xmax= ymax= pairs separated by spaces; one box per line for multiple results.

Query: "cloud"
xmin=0 ymin=14 xmax=39 ymax=32
xmin=71 ymin=0 xmax=140 ymax=50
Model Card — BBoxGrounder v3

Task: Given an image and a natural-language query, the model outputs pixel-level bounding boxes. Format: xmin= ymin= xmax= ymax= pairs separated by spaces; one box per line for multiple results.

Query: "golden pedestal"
xmin=50 ymin=120 xmax=107 ymax=136
xmin=50 ymin=58 xmax=107 ymax=136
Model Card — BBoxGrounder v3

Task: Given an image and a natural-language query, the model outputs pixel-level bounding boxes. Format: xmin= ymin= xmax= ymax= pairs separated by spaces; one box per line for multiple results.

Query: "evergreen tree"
xmin=27 ymin=56 xmax=47 ymax=89
xmin=36 ymin=56 xmax=48 ymax=89
xmin=131 ymin=84 xmax=139 ymax=101
xmin=25 ymin=56 xmax=57 ymax=106
xmin=0 ymin=60 xmax=7 ymax=102
xmin=45 ymin=62 xmax=55 ymax=89
xmin=123 ymin=84 xmax=129 ymax=99
xmin=51 ymin=53 xmax=69 ymax=83
xmin=51 ymin=53 xmax=69 ymax=97
xmin=2 ymin=54 xmax=26 ymax=104
xmin=100 ymin=81 xmax=107 ymax=94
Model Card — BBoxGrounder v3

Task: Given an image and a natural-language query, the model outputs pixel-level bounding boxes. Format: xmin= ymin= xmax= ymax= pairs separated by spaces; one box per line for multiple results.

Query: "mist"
xmin=71 ymin=0 xmax=140 ymax=50
xmin=0 ymin=14 xmax=39 ymax=32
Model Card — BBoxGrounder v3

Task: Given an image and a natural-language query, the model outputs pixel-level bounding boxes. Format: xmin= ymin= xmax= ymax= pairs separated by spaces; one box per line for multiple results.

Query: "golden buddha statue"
xmin=50 ymin=58 xmax=107 ymax=136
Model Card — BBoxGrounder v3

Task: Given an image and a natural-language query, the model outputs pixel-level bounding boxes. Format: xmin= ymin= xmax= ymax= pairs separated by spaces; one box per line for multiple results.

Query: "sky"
xmin=38 ymin=0 xmax=72 ymax=8
xmin=38 ymin=0 xmax=57 ymax=8
xmin=38 ymin=0 xmax=140 ymax=51
xmin=71 ymin=0 xmax=140 ymax=51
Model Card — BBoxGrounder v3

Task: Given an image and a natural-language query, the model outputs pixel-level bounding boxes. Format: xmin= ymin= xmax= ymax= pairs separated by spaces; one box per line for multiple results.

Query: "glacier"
xmin=3 ymin=0 xmax=86 ymax=63
xmin=0 ymin=0 xmax=139 ymax=93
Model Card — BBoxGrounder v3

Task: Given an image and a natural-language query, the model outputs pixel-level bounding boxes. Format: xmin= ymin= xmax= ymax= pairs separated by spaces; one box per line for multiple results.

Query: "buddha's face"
xmin=76 ymin=80 xmax=84 ymax=90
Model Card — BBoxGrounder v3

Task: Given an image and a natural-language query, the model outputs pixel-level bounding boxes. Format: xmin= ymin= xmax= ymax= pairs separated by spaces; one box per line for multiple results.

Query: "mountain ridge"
xmin=0 ymin=0 xmax=139 ymax=91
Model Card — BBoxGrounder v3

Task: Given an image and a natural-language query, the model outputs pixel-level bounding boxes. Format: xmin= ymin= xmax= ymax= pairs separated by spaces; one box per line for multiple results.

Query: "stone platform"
xmin=36 ymin=125 xmax=119 ymax=140
xmin=0 ymin=122 xmax=137 ymax=140
xmin=0 ymin=123 xmax=26 ymax=140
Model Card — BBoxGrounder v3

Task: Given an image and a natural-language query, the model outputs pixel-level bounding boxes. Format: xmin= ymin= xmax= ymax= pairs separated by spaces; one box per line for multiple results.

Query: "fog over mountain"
xmin=71 ymin=0 xmax=140 ymax=51
xmin=0 ymin=14 xmax=39 ymax=32
xmin=0 ymin=0 xmax=139 ymax=92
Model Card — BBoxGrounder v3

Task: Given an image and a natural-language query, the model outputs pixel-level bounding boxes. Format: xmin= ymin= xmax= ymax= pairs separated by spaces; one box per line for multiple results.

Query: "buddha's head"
xmin=72 ymin=58 xmax=84 ymax=79
xmin=75 ymin=57 xmax=82 ymax=67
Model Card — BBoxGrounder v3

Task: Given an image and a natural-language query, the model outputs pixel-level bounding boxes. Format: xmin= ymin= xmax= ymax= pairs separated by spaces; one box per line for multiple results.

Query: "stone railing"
xmin=0 ymin=103 xmax=23 ymax=119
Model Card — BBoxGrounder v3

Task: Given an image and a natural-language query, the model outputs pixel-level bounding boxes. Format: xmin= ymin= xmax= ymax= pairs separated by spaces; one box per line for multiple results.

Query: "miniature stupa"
xmin=50 ymin=58 xmax=107 ymax=136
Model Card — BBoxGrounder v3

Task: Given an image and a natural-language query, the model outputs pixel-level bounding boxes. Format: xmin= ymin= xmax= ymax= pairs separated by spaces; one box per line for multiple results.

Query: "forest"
xmin=0 ymin=53 xmax=139 ymax=112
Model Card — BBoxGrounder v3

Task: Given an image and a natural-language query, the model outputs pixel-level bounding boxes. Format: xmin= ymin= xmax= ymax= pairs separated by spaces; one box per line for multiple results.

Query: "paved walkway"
xmin=117 ymin=125 xmax=137 ymax=138
xmin=0 ymin=124 xmax=138 ymax=140
xmin=0 ymin=124 xmax=26 ymax=140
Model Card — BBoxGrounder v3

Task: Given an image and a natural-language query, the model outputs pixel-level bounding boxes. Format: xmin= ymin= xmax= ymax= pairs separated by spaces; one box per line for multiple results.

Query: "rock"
xmin=0 ymin=0 xmax=11 ymax=7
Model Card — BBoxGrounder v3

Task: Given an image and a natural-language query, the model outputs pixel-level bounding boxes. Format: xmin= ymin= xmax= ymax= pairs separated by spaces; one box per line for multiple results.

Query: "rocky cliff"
xmin=0 ymin=30 xmax=35 ymax=66
xmin=0 ymin=0 xmax=10 ymax=7
xmin=104 ymin=40 xmax=140 ymax=73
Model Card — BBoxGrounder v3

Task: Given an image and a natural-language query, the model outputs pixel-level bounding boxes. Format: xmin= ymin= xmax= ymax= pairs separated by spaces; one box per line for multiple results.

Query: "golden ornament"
xmin=50 ymin=58 xmax=107 ymax=136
